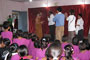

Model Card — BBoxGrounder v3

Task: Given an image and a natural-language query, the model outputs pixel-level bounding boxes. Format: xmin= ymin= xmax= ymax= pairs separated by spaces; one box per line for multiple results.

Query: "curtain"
xmin=28 ymin=4 xmax=90 ymax=37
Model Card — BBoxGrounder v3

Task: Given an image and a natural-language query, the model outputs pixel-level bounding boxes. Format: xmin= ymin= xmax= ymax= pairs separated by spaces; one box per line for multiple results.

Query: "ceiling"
xmin=10 ymin=0 xmax=47 ymax=2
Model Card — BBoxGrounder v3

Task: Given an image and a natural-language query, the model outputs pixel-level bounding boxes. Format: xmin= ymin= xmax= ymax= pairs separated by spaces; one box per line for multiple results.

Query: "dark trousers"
xmin=9 ymin=24 xmax=13 ymax=32
xmin=49 ymin=25 xmax=55 ymax=41
xmin=77 ymin=29 xmax=84 ymax=40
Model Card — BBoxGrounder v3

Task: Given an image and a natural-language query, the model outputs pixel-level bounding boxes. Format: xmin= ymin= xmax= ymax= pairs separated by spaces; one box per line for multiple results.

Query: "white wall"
xmin=0 ymin=0 xmax=90 ymax=30
xmin=0 ymin=0 xmax=25 ymax=24
xmin=23 ymin=0 xmax=90 ymax=9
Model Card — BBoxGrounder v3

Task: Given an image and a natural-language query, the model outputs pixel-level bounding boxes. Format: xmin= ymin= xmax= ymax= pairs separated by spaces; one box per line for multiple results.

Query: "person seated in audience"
xmin=44 ymin=41 xmax=62 ymax=60
xmin=35 ymin=37 xmax=48 ymax=60
xmin=23 ymin=32 xmax=31 ymax=50
xmin=72 ymin=37 xmax=80 ymax=57
xmin=44 ymin=36 xmax=51 ymax=47
xmin=0 ymin=38 xmax=3 ymax=59
xmin=77 ymin=41 xmax=90 ymax=60
xmin=18 ymin=45 xmax=32 ymax=60
xmin=0 ymin=38 xmax=10 ymax=60
xmin=61 ymin=35 xmax=69 ymax=50
xmin=28 ymin=34 xmax=39 ymax=56
xmin=7 ymin=43 xmax=19 ymax=60
xmin=62 ymin=44 xmax=79 ymax=60
xmin=83 ymin=39 xmax=90 ymax=50
xmin=54 ymin=40 xmax=61 ymax=46
xmin=32 ymin=40 xmax=41 ymax=59
xmin=1 ymin=21 xmax=13 ymax=44
xmin=13 ymin=30 xmax=29 ymax=47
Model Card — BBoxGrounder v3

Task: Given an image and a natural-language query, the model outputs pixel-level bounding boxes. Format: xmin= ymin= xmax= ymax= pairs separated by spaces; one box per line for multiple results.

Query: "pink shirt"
xmin=72 ymin=45 xmax=80 ymax=57
xmin=11 ymin=53 xmax=20 ymax=60
xmin=35 ymin=49 xmax=46 ymax=60
xmin=28 ymin=40 xmax=35 ymax=55
xmin=13 ymin=38 xmax=29 ymax=47
xmin=1 ymin=31 xmax=13 ymax=44
xmin=77 ymin=50 xmax=90 ymax=60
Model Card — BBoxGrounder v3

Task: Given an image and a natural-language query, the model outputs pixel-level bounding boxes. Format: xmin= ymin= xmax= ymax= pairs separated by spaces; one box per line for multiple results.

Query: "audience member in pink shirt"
xmin=72 ymin=37 xmax=80 ymax=57
xmin=1 ymin=21 xmax=13 ymax=44
xmin=34 ymin=37 xmax=48 ymax=60
xmin=18 ymin=45 xmax=32 ymax=60
xmin=13 ymin=30 xmax=29 ymax=47
xmin=77 ymin=41 xmax=90 ymax=60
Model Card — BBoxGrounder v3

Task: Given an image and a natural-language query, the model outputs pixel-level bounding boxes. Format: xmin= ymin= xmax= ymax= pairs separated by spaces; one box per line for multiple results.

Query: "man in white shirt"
xmin=48 ymin=11 xmax=55 ymax=41
xmin=65 ymin=9 xmax=76 ymax=43
xmin=76 ymin=14 xmax=84 ymax=40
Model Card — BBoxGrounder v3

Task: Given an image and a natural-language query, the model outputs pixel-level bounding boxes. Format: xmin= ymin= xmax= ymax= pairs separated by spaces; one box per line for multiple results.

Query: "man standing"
xmin=7 ymin=15 xmax=13 ymax=32
xmin=76 ymin=14 xmax=84 ymax=40
xmin=48 ymin=11 xmax=55 ymax=41
xmin=53 ymin=7 xmax=65 ymax=42
xmin=65 ymin=9 xmax=76 ymax=43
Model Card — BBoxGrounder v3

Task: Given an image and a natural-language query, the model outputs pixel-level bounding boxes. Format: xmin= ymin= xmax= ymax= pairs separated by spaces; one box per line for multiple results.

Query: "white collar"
xmin=58 ymin=12 xmax=62 ymax=14
xmin=12 ymin=53 xmax=18 ymax=56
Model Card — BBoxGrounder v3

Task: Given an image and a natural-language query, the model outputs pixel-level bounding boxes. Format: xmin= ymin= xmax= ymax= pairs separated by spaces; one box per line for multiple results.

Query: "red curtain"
xmin=28 ymin=4 xmax=90 ymax=37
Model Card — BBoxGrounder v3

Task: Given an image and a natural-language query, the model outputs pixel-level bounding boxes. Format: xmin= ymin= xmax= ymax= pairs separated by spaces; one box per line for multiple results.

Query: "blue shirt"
xmin=53 ymin=12 xmax=65 ymax=26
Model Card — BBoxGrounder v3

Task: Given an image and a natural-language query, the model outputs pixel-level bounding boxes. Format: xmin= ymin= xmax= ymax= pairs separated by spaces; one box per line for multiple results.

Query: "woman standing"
xmin=35 ymin=12 xmax=43 ymax=39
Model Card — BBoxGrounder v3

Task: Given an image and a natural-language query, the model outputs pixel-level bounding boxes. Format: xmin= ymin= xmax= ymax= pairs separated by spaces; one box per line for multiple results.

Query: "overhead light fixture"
xmin=29 ymin=0 xmax=32 ymax=2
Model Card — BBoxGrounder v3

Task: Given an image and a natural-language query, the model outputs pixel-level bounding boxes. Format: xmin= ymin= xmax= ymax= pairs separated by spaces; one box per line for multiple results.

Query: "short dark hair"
xmin=78 ymin=13 xmax=82 ymax=17
xmin=10 ymin=43 xmax=18 ymax=53
xmin=34 ymin=40 xmax=40 ymax=48
xmin=79 ymin=42 xmax=86 ymax=51
xmin=23 ymin=32 xmax=28 ymax=39
xmin=57 ymin=7 xmax=62 ymax=12
xmin=31 ymin=34 xmax=39 ymax=42
xmin=69 ymin=9 xmax=75 ymax=15
xmin=16 ymin=30 xmax=23 ymax=37
xmin=62 ymin=35 xmax=68 ymax=42
xmin=3 ymin=38 xmax=10 ymax=46
xmin=49 ymin=11 xmax=53 ymax=14
xmin=18 ymin=45 xmax=28 ymax=57
xmin=3 ymin=21 xmax=10 ymax=29
xmin=72 ymin=37 xmax=79 ymax=45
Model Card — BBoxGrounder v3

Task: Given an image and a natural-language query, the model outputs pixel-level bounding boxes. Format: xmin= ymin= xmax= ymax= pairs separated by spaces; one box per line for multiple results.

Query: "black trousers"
xmin=49 ymin=25 xmax=55 ymax=41
xmin=9 ymin=24 xmax=13 ymax=32
xmin=77 ymin=29 xmax=84 ymax=40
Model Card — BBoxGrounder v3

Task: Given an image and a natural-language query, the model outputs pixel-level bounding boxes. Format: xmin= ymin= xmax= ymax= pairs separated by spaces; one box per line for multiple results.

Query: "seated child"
xmin=13 ymin=30 xmax=29 ymax=47
xmin=0 ymin=38 xmax=10 ymax=60
xmin=72 ymin=37 xmax=80 ymax=57
xmin=18 ymin=45 xmax=32 ymax=60
xmin=61 ymin=44 xmax=79 ymax=60
xmin=1 ymin=21 xmax=13 ymax=44
xmin=77 ymin=41 xmax=90 ymax=60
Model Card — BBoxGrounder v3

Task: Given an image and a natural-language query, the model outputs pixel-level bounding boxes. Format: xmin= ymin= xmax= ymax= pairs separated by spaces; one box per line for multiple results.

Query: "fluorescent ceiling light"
xmin=29 ymin=0 xmax=32 ymax=2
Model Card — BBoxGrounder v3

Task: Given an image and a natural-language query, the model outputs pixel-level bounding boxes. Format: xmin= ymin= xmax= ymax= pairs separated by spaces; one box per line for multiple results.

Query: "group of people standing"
xmin=47 ymin=7 xmax=84 ymax=42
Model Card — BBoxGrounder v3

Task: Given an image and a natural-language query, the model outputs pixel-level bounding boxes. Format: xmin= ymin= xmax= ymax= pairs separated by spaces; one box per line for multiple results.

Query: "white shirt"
xmin=76 ymin=18 xmax=84 ymax=34
xmin=48 ymin=14 xmax=55 ymax=25
xmin=67 ymin=15 xmax=76 ymax=31
xmin=58 ymin=12 xmax=62 ymax=14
